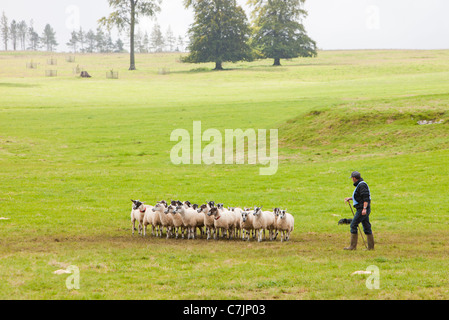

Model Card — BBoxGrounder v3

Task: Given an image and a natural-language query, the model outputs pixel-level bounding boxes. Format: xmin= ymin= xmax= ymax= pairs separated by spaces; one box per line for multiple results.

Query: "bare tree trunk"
xmin=129 ymin=0 xmax=136 ymax=70
xmin=273 ymin=58 xmax=281 ymax=66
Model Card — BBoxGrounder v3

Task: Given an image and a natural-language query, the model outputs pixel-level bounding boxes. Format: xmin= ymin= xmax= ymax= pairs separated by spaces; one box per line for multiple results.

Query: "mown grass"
xmin=0 ymin=50 xmax=449 ymax=300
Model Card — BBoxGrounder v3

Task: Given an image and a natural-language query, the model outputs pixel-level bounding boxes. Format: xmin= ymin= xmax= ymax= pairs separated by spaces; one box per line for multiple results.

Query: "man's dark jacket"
xmin=353 ymin=179 xmax=371 ymax=209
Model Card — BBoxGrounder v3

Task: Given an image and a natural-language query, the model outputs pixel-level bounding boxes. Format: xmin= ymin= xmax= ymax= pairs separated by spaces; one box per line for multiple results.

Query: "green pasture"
xmin=0 ymin=50 xmax=449 ymax=299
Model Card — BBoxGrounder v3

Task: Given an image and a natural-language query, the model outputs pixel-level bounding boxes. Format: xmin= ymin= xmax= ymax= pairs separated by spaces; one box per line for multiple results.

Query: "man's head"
xmin=351 ymin=171 xmax=362 ymax=183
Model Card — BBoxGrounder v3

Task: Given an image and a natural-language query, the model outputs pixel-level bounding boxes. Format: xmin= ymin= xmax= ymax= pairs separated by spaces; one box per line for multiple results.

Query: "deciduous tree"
xmin=99 ymin=0 xmax=161 ymax=70
xmin=183 ymin=0 xmax=253 ymax=70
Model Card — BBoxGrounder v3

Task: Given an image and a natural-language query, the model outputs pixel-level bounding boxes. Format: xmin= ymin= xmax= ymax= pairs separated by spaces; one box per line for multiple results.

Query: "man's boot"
xmin=366 ymin=234 xmax=375 ymax=250
xmin=344 ymin=233 xmax=358 ymax=250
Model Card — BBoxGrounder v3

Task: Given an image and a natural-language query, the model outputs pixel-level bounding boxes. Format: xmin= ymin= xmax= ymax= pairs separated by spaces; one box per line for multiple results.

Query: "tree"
xmin=106 ymin=33 xmax=115 ymax=52
xmin=177 ymin=35 xmax=184 ymax=52
xmin=78 ymin=27 xmax=86 ymax=52
xmin=10 ymin=20 xmax=18 ymax=50
xmin=17 ymin=20 xmax=27 ymax=50
xmin=28 ymin=23 xmax=40 ymax=51
xmin=135 ymin=28 xmax=144 ymax=53
xmin=85 ymin=29 xmax=96 ymax=53
xmin=165 ymin=25 xmax=176 ymax=52
xmin=115 ymin=38 xmax=125 ymax=52
xmin=142 ymin=32 xmax=150 ymax=53
xmin=99 ymin=0 xmax=161 ymax=70
xmin=1 ymin=12 xmax=9 ymax=50
xmin=41 ymin=24 xmax=58 ymax=51
xmin=95 ymin=27 xmax=106 ymax=52
xmin=249 ymin=0 xmax=317 ymax=66
xmin=183 ymin=0 xmax=253 ymax=70
xmin=67 ymin=30 xmax=79 ymax=53
xmin=150 ymin=23 xmax=164 ymax=52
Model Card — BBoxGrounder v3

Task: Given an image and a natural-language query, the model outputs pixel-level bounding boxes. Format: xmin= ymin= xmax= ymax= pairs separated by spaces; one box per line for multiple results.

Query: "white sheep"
xmin=192 ymin=203 xmax=206 ymax=238
xmin=240 ymin=208 xmax=255 ymax=241
xmin=174 ymin=204 xmax=199 ymax=240
xmin=142 ymin=204 xmax=155 ymax=237
xmin=209 ymin=207 xmax=235 ymax=240
xmin=252 ymin=206 xmax=276 ymax=242
xmin=131 ymin=200 xmax=147 ymax=236
xmin=166 ymin=203 xmax=186 ymax=239
xmin=275 ymin=209 xmax=295 ymax=242
xmin=231 ymin=208 xmax=243 ymax=239
xmin=152 ymin=201 xmax=174 ymax=239
xmin=198 ymin=202 xmax=216 ymax=240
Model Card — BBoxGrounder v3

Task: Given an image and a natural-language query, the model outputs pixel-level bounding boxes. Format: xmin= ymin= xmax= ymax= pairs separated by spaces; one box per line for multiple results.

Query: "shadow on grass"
xmin=172 ymin=62 xmax=343 ymax=74
xmin=0 ymin=82 xmax=40 ymax=88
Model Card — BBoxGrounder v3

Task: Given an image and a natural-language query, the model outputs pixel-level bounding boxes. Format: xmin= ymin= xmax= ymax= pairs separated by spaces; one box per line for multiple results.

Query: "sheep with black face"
xmin=131 ymin=200 xmax=146 ymax=236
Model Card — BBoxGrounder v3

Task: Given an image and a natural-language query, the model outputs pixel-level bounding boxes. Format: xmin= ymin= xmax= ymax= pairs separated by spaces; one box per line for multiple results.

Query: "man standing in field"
xmin=344 ymin=171 xmax=375 ymax=250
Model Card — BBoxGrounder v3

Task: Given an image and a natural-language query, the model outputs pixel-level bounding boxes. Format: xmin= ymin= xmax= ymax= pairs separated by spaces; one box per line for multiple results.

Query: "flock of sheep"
xmin=130 ymin=200 xmax=295 ymax=242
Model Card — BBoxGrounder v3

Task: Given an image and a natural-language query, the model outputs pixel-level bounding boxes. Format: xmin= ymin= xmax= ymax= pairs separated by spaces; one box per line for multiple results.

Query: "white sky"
xmin=1 ymin=0 xmax=448 ymax=51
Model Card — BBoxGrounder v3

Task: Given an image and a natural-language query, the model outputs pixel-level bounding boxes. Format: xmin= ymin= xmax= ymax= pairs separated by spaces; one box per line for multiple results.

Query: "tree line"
xmin=1 ymin=0 xmax=317 ymax=70
xmin=0 ymin=12 xmax=58 ymax=52
xmin=100 ymin=0 xmax=317 ymax=70
xmin=0 ymin=10 xmax=186 ymax=54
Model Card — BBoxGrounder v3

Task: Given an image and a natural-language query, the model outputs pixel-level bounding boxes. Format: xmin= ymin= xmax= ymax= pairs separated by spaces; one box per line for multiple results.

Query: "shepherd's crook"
xmin=348 ymin=202 xmax=368 ymax=249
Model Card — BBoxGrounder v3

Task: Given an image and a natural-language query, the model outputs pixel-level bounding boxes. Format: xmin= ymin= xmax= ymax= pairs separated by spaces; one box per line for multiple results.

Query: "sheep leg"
xmin=132 ymin=219 xmax=136 ymax=235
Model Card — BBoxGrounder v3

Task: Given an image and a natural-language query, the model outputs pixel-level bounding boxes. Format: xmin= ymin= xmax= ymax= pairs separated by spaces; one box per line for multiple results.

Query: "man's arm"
xmin=359 ymin=183 xmax=371 ymax=215
xmin=362 ymin=202 xmax=369 ymax=215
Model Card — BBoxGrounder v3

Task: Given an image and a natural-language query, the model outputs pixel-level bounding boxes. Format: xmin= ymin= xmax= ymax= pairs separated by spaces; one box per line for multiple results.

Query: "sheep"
xmin=152 ymin=205 xmax=163 ymax=237
xmin=191 ymin=203 xmax=206 ymax=238
xmin=208 ymin=207 xmax=235 ymax=240
xmin=215 ymin=204 xmax=239 ymax=239
xmin=198 ymin=202 xmax=216 ymax=240
xmin=240 ymin=208 xmax=255 ymax=241
xmin=231 ymin=208 xmax=243 ymax=239
xmin=252 ymin=206 xmax=276 ymax=242
xmin=152 ymin=201 xmax=174 ymax=239
xmin=272 ymin=208 xmax=281 ymax=240
xmin=173 ymin=201 xmax=204 ymax=238
xmin=174 ymin=203 xmax=200 ymax=240
xmin=142 ymin=204 xmax=155 ymax=237
xmin=165 ymin=204 xmax=186 ymax=239
xmin=275 ymin=209 xmax=295 ymax=242
xmin=131 ymin=200 xmax=147 ymax=236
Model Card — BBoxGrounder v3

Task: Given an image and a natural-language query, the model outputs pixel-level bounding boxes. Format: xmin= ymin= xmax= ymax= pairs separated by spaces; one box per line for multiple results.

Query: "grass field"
xmin=1 ymin=50 xmax=449 ymax=300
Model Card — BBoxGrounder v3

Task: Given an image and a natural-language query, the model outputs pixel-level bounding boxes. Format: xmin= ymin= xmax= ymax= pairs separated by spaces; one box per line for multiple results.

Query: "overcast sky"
xmin=1 ymin=0 xmax=449 ymax=51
